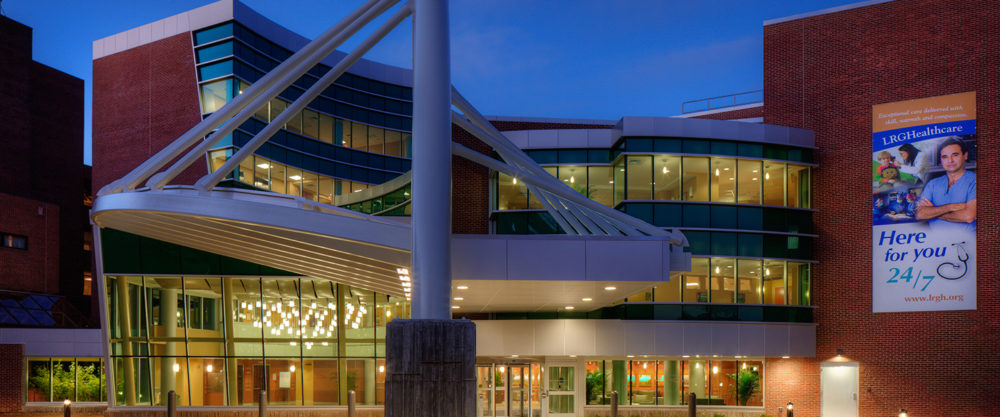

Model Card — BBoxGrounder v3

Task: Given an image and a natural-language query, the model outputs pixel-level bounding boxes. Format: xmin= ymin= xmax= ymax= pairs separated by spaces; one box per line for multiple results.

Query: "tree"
xmin=726 ymin=369 xmax=760 ymax=406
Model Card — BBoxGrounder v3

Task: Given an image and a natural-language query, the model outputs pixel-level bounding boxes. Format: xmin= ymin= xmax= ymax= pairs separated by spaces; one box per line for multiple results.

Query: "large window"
xmin=495 ymin=153 xmax=811 ymax=211
xmin=586 ymin=359 xmax=762 ymax=407
xmin=627 ymin=257 xmax=812 ymax=305
xmin=26 ymin=358 xmax=105 ymax=403
xmin=105 ymin=276 xmax=408 ymax=406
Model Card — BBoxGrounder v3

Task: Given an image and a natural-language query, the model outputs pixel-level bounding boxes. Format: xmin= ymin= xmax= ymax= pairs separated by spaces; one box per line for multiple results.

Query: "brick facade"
xmin=0 ymin=344 xmax=25 ymax=412
xmin=92 ymin=32 xmax=206 ymax=192
xmin=763 ymin=1 xmax=1000 ymax=416
xmin=689 ymin=105 xmax=764 ymax=121
xmin=0 ymin=16 xmax=88 ymax=310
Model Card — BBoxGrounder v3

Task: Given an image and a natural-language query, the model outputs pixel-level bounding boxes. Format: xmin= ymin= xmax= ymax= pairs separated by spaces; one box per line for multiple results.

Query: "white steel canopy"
xmin=92 ymin=0 xmax=689 ymax=301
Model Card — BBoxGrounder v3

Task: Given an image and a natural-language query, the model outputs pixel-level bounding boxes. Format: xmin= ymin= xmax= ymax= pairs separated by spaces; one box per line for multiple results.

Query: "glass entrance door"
xmin=544 ymin=360 xmax=578 ymax=417
xmin=510 ymin=365 xmax=529 ymax=417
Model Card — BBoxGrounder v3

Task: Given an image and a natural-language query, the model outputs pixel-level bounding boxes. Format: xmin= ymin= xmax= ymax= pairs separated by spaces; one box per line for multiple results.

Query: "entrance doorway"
xmin=820 ymin=362 xmax=858 ymax=417
xmin=543 ymin=359 xmax=579 ymax=417
xmin=477 ymin=364 xmax=542 ymax=417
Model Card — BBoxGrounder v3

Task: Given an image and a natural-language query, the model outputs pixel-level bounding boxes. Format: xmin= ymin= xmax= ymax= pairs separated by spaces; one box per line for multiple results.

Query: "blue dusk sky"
xmin=2 ymin=0 xmax=859 ymax=165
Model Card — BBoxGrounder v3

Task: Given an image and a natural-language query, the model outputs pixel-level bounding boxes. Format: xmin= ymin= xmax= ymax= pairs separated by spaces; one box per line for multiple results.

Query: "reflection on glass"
xmin=630 ymin=361 xmax=656 ymax=405
xmin=711 ymin=258 xmax=735 ymax=303
xmin=558 ymin=165 xmax=587 ymax=196
xmin=654 ymin=156 xmax=682 ymax=200
xmin=653 ymin=279 xmax=681 ymax=302
xmin=588 ymin=166 xmax=613 ymax=206
xmin=737 ymin=259 xmax=763 ymax=304
xmin=711 ymin=158 xmax=736 ymax=203
xmin=763 ymin=162 xmax=786 ymax=206
xmin=613 ymin=160 xmax=625 ymax=205
xmin=737 ymin=159 xmax=762 ymax=204
xmin=762 ymin=260 xmax=786 ymax=305
xmin=626 ymin=156 xmax=652 ymax=200
xmin=788 ymin=165 xmax=810 ymax=208
xmin=682 ymin=157 xmax=709 ymax=201
xmin=788 ymin=262 xmax=810 ymax=305
xmin=684 ymin=258 xmax=710 ymax=303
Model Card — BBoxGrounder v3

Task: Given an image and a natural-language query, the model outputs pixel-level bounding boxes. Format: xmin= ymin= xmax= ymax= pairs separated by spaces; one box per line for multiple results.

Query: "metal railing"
xmin=681 ymin=90 xmax=763 ymax=114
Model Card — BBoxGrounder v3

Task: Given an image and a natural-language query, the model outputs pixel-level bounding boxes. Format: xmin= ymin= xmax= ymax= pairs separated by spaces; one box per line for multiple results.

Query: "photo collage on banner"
xmin=872 ymin=91 xmax=976 ymax=312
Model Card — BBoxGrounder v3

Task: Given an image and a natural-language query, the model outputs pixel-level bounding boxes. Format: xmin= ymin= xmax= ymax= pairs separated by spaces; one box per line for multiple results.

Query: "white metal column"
xmin=410 ymin=0 xmax=452 ymax=319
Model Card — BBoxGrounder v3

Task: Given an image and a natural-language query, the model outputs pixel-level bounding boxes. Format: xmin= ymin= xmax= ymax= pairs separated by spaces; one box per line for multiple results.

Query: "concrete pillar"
xmin=223 ymin=278 xmax=239 ymax=405
xmin=690 ymin=361 xmax=705 ymax=399
xmin=160 ymin=286 xmax=179 ymax=401
xmin=114 ymin=277 xmax=137 ymax=405
xmin=410 ymin=0 xmax=452 ymax=320
xmin=612 ymin=360 xmax=626 ymax=405
xmin=664 ymin=360 xmax=680 ymax=405
xmin=385 ymin=320 xmax=475 ymax=416
xmin=364 ymin=359 xmax=376 ymax=404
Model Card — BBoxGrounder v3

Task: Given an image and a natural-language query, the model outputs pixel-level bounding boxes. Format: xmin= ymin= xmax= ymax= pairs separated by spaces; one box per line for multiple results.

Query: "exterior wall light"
xmin=898 ymin=409 xmax=908 ymax=417
xmin=786 ymin=401 xmax=794 ymax=417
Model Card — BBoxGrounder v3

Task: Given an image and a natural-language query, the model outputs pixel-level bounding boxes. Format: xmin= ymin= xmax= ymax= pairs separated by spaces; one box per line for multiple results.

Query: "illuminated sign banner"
xmin=872 ymin=92 xmax=976 ymax=312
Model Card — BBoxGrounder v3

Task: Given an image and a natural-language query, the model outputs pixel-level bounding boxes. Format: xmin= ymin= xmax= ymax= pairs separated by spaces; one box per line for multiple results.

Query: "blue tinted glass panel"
xmin=682 ymin=204 xmax=710 ymax=228
xmin=710 ymin=205 xmax=738 ymax=229
xmin=710 ymin=232 xmax=738 ymax=256
xmin=0 ymin=308 xmax=14 ymax=324
xmin=685 ymin=231 xmax=710 ymax=255
xmin=19 ymin=297 xmax=41 ymax=309
xmin=29 ymin=295 xmax=55 ymax=309
xmin=710 ymin=141 xmax=738 ymax=156
xmin=738 ymin=207 xmax=763 ymax=230
xmin=0 ymin=299 xmax=19 ymax=308
xmin=198 ymin=60 xmax=234 ymax=81
xmin=194 ymin=23 xmax=234 ymax=45
xmin=29 ymin=310 xmax=55 ymax=326
xmin=9 ymin=308 xmax=38 ymax=325
xmin=196 ymin=41 xmax=233 ymax=63
xmin=738 ymin=233 xmax=763 ymax=257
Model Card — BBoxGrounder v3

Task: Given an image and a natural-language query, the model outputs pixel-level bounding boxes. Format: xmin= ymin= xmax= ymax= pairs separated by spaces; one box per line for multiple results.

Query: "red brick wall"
xmin=0 ymin=16 xmax=87 ymax=302
xmin=0 ymin=193 xmax=60 ymax=294
xmin=689 ymin=105 xmax=764 ymax=121
xmin=92 ymin=32 xmax=206 ymax=192
xmin=0 ymin=344 xmax=25 ymax=412
xmin=451 ymin=120 xmax=614 ymax=234
xmin=763 ymin=1 xmax=1000 ymax=416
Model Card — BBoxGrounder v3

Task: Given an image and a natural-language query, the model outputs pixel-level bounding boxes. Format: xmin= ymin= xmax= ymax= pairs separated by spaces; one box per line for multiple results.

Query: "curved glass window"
xmin=494 ymin=157 xmax=810 ymax=210
xmin=638 ymin=257 xmax=811 ymax=305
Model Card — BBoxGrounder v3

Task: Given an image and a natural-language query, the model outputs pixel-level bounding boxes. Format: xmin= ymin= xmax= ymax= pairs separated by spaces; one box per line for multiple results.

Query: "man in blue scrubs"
xmin=915 ymin=137 xmax=976 ymax=233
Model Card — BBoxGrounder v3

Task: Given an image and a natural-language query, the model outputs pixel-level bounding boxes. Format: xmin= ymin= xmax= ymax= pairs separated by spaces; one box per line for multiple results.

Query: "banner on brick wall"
xmin=871 ymin=91 xmax=976 ymax=312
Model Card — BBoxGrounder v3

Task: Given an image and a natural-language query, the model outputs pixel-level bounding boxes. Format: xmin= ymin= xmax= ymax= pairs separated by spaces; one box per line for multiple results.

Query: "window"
xmin=737 ymin=159 xmax=762 ymax=204
xmin=711 ymin=158 xmax=736 ymax=203
xmin=682 ymin=157 xmax=709 ymax=201
xmin=653 ymin=156 xmax=681 ymax=200
xmin=3 ymin=233 xmax=27 ymax=249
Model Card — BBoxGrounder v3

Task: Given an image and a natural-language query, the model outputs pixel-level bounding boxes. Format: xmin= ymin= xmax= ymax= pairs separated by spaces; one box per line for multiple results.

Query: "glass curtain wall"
xmin=586 ymin=359 xmax=762 ymax=407
xmin=631 ymin=257 xmax=811 ymax=305
xmin=105 ymin=276 xmax=408 ymax=406
xmin=496 ymin=156 xmax=810 ymax=210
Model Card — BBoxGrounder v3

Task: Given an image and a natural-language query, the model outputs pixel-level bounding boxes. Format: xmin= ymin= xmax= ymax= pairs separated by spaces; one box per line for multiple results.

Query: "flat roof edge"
xmin=764 ymin=0 xmax=894 ymax=26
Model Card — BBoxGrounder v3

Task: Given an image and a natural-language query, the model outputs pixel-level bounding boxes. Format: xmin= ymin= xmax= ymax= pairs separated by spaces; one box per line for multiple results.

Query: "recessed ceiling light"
xmin=456 ymin=285 xmax=469 ymax=290
xmin=582 ymin=298 xmax=593 ymax=302
xmin=453 ymin=297 xmax=464 ymax=301
xmin=682 ymin=355 xmax=690 ymax=358
xmin=782 ymin=356 xmax=790 ymax=359
xmin=451 ymin=305 xmax=460 ymax=309
xmin=627 ymin=355 xmax=634 ymax=358
xmin=565 ymin=306 xmax=575 ymax=310
xmin=289 ymin=175 xmax=302 ymax=180
xmin=257 ymin=163 xmax=271 ymax=169
xmin=511 ymin=355 xmax=518 ymax=358
xmin=604 ymin=286 xmax=617 ymax=291
xmin=569 ymin=355 xmax=577 ymax=358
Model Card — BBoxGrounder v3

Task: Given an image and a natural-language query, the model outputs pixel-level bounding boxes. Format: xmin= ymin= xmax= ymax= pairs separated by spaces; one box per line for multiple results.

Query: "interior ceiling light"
xmin=257 ymin=163 xmax=271 ymax=169
xmin=582 ymin=298 xmax=592 ymax=302
xmin=565 ymin=306 xmax=574 ymax=310
xmin=456 ymin=285 xmax=468 ymax=290
xmin=604 ymin=286 xmax=617 ymax=291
